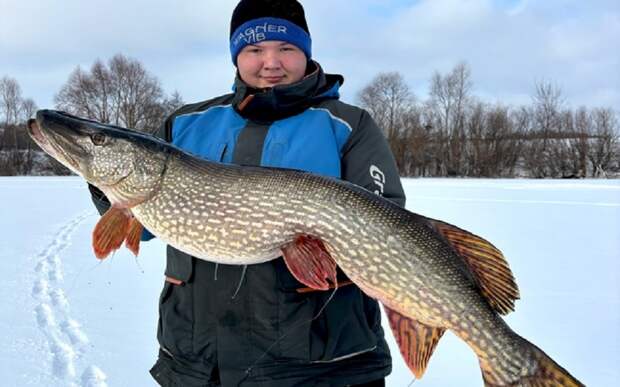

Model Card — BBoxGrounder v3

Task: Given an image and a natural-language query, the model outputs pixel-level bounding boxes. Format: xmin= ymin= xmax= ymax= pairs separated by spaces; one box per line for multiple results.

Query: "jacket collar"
xmin=231 ymin=61 xmax=344 ymax=123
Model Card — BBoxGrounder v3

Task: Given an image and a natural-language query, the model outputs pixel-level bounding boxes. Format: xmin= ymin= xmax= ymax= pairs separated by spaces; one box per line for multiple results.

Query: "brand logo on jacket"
xmin=232 ymin=23 xmax=288 ymax=47
xmin=370 ymin=165 xmax=385 ymax=196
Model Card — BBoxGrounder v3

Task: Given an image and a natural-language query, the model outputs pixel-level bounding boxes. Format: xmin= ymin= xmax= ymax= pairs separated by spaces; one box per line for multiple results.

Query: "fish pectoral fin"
xmin=428 ymin=219 xmax=520 ymax=315
xmin=92 ymin=206 xmax=132 ymax=259
xmin=281 ymin=234 xmax=337 ymax=291
xmin=384 ymin=306 xmax=445 ymax=380
xmin=124 ymin=217 xmax=143 ymax=256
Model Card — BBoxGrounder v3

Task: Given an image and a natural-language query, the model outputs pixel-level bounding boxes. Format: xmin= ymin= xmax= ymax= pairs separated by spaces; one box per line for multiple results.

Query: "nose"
xmin=263 ymin=50 xmax=282 ymax=70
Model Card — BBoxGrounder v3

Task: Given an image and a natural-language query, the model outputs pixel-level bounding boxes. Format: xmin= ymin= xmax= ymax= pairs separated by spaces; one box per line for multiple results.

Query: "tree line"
xmin=1 ymin=57 xmax=618 ymax=177
xmin=0 ymin=54 xmax=183 ymax=175
xmin=357 ymin=63 xmax=619 ymax=178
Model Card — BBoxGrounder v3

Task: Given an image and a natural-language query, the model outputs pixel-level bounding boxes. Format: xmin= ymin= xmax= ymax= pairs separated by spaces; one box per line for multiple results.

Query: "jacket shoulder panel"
xmin=261 ymin=106 xmax=356 ymax=178
xmin=171 ymin=94 xmax=235 ymax=119
xmin=315 ymin=99 xmax=366 ymax=132
xmin=170 ymin=95 xmax=246 ymax=164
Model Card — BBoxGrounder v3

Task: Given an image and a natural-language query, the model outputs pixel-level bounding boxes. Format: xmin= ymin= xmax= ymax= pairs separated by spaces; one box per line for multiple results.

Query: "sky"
xmin=1 ymin=177 xmax=618 ymax=386
xmin=1 ymin=0 xmax=619 ymax=112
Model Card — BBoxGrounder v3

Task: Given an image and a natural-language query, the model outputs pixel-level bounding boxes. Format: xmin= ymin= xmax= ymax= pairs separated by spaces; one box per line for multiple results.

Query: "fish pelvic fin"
xmin=281 ymin=234 xmax=337 ymax=291
xmin=384 ymin=306 xmax=445 ymax=379
xmin=428 ymin=219 xmax=520 ymax=315
xmin=481 ymin=338 xmax=584 ymax=387
xmin=92 ymin=207 xmax=140 ymax=259
xmin=124 ymin=217 xmax=143 ymax=256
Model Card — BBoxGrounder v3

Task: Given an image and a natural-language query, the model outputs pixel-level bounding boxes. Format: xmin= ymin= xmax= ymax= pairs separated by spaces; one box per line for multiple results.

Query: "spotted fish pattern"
xmin=29 ymin=110 xmax=584 ymax=387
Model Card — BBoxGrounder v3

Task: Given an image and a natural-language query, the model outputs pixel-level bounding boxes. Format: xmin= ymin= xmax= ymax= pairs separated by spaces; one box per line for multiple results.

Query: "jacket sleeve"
xmin=340 ymin=110 xmax=406 ymax=208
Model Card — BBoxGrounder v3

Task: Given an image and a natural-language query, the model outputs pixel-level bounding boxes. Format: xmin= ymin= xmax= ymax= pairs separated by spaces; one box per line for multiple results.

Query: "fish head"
xmin=28 ymin=110 xmax=169 ymax=207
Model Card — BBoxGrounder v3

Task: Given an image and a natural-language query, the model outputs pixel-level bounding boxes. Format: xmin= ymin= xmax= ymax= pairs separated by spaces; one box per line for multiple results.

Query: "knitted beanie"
xmin=229 ymin=0 xmax=312 ymax=65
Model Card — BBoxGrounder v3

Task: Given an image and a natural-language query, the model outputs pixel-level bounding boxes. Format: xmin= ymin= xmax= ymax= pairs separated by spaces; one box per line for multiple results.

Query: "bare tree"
xmin=572 ymin=107 xmax=591 ymax=177
xmin=532 ymin=80 xmax=564 ymax=149
xmin=0 ymin=76 xmax=23 ymax=127
xmin=0 ymin=76 xmax=24 ymax=174
xmin=17 ymin=98 xmax=39 ymax=174
xmin=588 ymin=108 xmax=618 ymax=177
xmin=20 ymin=98 xmax=37 ymax=121
xmin=55 ymin=54 xmax=171 ymax=132
xmin=142 ymin=90 xmax=185 ymax=131
xmin=357 ymin=72 xmax=415 ymax=173
xmin=428 ymin=62 xmax=473 ymax=175
xmin=520 ymin=80 xmax=567 ymax=177
xmin=55 ymin=63 xmax=112 ymax=123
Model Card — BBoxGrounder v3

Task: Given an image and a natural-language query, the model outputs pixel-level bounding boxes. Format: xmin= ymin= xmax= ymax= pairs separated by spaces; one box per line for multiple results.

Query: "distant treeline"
xmin=1 ymin=56 xmax=618 ymax=177
xmin=0 ymin=54 xmax=183 ymax=175
xmin=357 ymin=63 xmax=619 ymax=178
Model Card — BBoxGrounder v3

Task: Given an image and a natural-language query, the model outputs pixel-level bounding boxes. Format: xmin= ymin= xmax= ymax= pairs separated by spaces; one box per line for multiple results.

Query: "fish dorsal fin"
xmin=428 ymin=219 xmax=520 ymax=315
xmin=281 ymin=234 xmax=338 ymax=291
xmin=93 ymin=207 xmax=142 ymax=259
xmin=384 ymin=306 xmax=445 ymax=379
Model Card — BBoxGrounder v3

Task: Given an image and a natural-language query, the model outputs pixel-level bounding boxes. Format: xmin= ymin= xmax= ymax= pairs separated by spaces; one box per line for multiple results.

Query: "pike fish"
xmin=28 ymin=110 xmax=584 ymax=386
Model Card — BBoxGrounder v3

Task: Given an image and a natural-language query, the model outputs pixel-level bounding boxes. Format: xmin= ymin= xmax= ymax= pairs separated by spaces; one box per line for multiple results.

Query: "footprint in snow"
xmin=50 ymin=335 xmax=77 ymax=379
xmin=32 ymin=279 xmax=50 ymax=300
xmin=61 ymin=318 xmax=89 ymax=348
xmin=35 ymin=303 xmax=56 ymax=329
xmin=31 ymin=210 xmax=106 ymax=384
xmin=81 ymin=365 xmax=108 ymax=387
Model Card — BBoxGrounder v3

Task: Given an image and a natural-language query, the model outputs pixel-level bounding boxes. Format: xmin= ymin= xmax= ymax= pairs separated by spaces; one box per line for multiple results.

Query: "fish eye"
xmin=90 ymin=133 xmax=107 ymax=146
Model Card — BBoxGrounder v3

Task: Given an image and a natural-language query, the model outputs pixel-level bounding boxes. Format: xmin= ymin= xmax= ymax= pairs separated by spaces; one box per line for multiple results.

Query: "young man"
xmin=91 ymin=0 xmax=405 ymax=386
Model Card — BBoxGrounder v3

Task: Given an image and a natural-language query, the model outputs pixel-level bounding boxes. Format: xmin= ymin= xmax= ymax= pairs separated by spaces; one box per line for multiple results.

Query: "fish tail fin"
xmin=480 ymin=338 xmax=584 ymax=387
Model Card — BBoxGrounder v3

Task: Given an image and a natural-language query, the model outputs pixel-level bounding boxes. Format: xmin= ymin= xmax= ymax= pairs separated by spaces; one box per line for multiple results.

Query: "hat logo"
xmin=233 ymin=22 xmax=288 ymax=47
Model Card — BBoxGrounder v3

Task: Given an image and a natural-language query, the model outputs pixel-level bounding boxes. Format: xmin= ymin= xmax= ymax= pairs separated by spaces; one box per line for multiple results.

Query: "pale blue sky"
xmin=1 ymin=0 xmax=618 ymax=111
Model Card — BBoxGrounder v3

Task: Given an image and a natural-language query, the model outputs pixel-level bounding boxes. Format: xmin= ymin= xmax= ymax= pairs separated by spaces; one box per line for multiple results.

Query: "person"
xmin=90 ymin=0 xmax=406 ymax=385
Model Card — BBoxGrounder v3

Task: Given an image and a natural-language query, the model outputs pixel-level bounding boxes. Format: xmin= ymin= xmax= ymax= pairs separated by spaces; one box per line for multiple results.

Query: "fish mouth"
xmin=27 ymin=115 xmax=83 ymax=174
xmin=27 ymin=118 xmax=49 ymax=148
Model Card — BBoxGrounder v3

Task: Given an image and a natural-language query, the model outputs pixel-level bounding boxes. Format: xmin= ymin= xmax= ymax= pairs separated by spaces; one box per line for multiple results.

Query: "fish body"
xmin=28 ymin=110 xmax=584 ymax=386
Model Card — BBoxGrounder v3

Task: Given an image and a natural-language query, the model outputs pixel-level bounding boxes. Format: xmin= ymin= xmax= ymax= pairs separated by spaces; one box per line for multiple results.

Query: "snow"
xmin=1 ymin=177 xmax=618 ymax=386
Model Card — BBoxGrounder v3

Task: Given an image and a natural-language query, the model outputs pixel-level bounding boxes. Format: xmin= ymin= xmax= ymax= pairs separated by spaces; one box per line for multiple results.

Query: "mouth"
xmin=261 ymin=75 xmax=285 ymax=84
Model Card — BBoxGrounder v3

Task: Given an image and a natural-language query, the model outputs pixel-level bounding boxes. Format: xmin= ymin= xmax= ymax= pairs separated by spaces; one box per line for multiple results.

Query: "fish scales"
xmin=132 ymin=152 xmax=530 ymax=380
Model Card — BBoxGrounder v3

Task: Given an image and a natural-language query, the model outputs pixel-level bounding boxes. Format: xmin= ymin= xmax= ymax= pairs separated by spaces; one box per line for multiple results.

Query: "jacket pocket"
xmin=308 ymin=285 xmax=378 ymax=363
xmin=274 ymin=259 xmax=379 ymax=363
xmin=273 ymin=258 xmax=316 ymax=362
xmin=158 ymin=279 xmax=195 ymax=358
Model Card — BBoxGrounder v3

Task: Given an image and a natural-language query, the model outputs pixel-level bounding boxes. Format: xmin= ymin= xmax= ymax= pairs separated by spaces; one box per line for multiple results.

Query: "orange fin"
xmin=92 ymin=207 xmax=131 ymax=259
xmin=428 ymin=219 xmax=520 ymax=315
xmin=124 ymin=217 xmax=143 ymax=256
xmin=281 ymin=234 xmax=337 ymax=291
xmin=384 ymin=306 xmax=445 ymax=379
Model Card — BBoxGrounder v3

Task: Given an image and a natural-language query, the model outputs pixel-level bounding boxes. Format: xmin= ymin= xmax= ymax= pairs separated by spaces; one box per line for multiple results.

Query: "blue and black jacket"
xmin=91 ymin=62 xmax=405 ymax=387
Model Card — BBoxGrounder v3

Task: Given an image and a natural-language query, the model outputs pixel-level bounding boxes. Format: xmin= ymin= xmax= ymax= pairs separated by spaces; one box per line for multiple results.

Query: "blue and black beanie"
xmin=229 ymin=0 xmax=312 ymax=65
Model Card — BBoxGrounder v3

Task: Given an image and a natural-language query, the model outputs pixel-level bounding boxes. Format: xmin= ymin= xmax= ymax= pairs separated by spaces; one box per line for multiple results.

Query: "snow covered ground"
xmin=0 ymin=177 xmax=618 ymax=387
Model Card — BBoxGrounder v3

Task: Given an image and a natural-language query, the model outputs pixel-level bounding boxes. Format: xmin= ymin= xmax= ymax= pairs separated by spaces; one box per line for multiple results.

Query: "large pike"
xmin=28 ymin=110 xmax=584 ymax=386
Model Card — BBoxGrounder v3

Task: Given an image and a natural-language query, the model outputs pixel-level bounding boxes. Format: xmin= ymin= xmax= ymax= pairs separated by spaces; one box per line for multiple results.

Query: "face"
xmin=237 ymin=40 xmax=307 ymax=89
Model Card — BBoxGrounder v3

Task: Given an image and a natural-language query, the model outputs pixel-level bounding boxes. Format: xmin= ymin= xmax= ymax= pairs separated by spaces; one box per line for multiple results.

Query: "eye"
xmin=90 ymin=133 xmax=107 ymax=146
xmin=280 ymin=45 xmax=298 ymax=53
xmin=242 ymin=46 xmax=261 ymax=54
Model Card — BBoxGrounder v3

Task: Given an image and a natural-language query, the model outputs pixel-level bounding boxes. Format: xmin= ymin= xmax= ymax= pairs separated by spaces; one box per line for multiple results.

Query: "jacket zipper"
xmin=309 ymin=345 xmax=377 ymax=364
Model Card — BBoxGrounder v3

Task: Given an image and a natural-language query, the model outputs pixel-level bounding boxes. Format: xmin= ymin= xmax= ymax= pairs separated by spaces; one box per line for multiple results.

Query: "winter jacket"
xmin=90 ymin=61 xmax=406 ymax=387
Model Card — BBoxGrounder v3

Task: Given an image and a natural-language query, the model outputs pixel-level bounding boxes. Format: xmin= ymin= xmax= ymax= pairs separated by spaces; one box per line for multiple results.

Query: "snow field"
xmin=0 ymin=177 xmax=618 ymax=386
